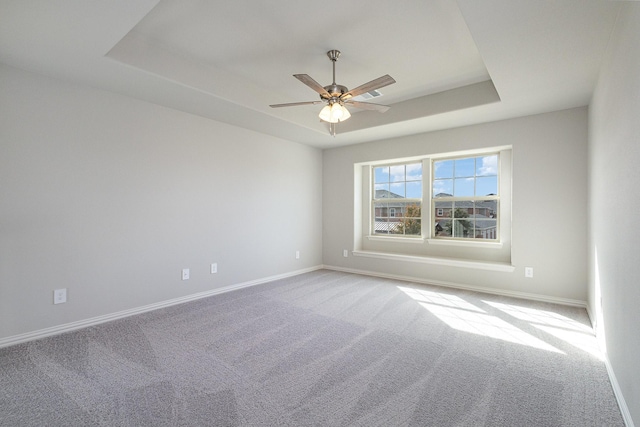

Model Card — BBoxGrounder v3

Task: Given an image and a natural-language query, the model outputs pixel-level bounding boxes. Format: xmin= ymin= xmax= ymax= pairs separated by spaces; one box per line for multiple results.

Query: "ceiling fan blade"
xmin=294 ymin=74 xmax=331 ymax=98
xmin=343 ymin=74 xmax=396 ymax=99
xmin=269 ymin=101 xmax=324 ymax=108
xmin=344 ymin=100 xmax=391 ymax=113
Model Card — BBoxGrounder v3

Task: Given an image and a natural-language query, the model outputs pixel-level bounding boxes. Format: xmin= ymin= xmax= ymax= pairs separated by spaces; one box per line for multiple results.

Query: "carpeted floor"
xmin=0 ymin=270 xmax=625 ymax=426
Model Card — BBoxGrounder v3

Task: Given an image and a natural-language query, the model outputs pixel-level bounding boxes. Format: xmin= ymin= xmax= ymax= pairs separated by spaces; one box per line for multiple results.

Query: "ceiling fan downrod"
xmin=327 ymin=49 xmax=340 ymax=84
xmin=324 ymin=50 xmax=348 ymax=99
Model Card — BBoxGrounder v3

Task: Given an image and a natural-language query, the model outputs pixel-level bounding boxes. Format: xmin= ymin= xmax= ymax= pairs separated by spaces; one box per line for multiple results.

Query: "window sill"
xmin=428 ymin=239 xmax=503 ymax=249
xmin=366 ymin=235 xmax=425 ymax=244
xmin=366 ymin=235 xmax=503 ymax=249
xmin=352 ymin=250 xmax=515 ymax=272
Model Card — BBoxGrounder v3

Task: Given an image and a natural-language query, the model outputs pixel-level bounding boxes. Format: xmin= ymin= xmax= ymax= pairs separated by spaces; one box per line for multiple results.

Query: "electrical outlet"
xmin=525 ymin=267 xmax=534 ymax=278
xmin=182 ymin=268 xmax=190 ymax=280
xmin=343 ymin=249 xmax=349 ymax=258
xmin=295 ymin=251 xmax=300 ymax=259
xmin=53 ymin=288 xmax=67 ymax=304
xmin=211 ymin=263 xmax=217 ymax=274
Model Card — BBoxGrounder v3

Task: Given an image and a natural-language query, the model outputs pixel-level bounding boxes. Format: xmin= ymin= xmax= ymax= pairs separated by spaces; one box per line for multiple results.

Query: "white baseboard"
xmin=322 ymin=264 xmax=587 ymax=308
xmin=0 ymin=265 xmax=323 ymax=349
xmin=603 ymin=353 xmax=636 ymax=427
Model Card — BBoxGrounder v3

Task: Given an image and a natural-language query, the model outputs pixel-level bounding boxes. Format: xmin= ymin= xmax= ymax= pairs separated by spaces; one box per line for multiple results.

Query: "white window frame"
xmin=358 ymin=147 xmax=511 ymax=262
xmin=431 ymin=153 xmax=500 ymax=242
xmin=371 ymin=161 xmax=423 ymax=238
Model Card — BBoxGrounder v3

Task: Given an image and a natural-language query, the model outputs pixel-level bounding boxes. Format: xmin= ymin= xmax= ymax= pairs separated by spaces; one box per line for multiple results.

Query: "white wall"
xmin=589 ymin=3 xmax=640 ymax=425
xmin=0 ymin=64 xmax=323 ymax=341
xmin=323 ymin=108 xmax=588 ymax=302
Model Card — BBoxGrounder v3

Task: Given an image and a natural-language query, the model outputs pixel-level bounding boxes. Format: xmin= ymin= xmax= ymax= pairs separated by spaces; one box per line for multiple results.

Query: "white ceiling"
xmin=0 ymin=0 xmax=622 ymax=148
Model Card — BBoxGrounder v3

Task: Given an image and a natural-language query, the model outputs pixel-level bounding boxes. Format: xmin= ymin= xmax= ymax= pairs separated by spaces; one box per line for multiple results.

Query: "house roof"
xmin=375 ymin=189 xmax=404 ymax=199
xmin=0 ymin=1 xmax=622 ymax=148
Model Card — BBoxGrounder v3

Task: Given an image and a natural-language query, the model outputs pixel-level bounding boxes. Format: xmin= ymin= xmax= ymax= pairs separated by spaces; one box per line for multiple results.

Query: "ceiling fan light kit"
xmin=318 ymin=101 xmax=351 ymax=123
xmin=270 ymin=50 xmax=395 ymax=136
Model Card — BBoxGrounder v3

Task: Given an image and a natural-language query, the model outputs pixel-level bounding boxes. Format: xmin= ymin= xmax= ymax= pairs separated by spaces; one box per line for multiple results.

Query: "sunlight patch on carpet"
xmin=485 ymin=301 xmax=603 ymax=360
xmin=398 ymin=286 xmax=563 ymax=354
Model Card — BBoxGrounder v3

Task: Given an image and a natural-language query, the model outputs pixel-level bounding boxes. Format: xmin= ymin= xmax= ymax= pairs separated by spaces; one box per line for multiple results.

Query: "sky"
xmin=374 ymin=155 xmax=498 ymax=199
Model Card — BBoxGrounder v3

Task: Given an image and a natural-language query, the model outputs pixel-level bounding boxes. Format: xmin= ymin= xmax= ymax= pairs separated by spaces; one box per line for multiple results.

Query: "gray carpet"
xmin=0 ymin=270 xmax=625 ymax=426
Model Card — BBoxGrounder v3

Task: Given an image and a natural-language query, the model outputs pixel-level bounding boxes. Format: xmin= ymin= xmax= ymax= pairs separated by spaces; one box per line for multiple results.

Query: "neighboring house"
xmin=375 ymin=190 xmax=497 ymax=238
xmin=434 ymin=194 xmax=497 ymax=239
xmin=374 ymin=189 xmax=406 ymax=219
xmin=374 ymin=189 xmax=419 ymax=234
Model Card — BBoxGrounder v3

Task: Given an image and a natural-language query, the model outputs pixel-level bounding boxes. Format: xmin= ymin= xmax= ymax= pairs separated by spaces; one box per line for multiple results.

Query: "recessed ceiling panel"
xmin=112 ymin=0 xmax=490 ymax=112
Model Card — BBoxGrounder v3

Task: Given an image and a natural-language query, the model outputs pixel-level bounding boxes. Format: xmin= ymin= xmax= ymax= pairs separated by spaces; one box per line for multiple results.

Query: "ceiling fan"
xmin=269 ymin=50 xmax=396 ymax=136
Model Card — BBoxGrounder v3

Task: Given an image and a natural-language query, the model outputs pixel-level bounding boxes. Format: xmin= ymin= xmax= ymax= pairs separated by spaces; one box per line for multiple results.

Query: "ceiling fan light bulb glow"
xmin=330 ymin=103 xmax=343 ymax=122
xmin=324 ymin=103 xmax=350 ymax=123
xmin=318 ymin=105 xmax=332 ymax=122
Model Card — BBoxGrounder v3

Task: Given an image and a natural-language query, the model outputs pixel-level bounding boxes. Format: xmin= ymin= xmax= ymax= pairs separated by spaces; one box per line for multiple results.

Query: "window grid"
xmin=432 ymin=154 xmax=499 ymax=241
xmin=372 ymin=162 xmax=422 ymax=237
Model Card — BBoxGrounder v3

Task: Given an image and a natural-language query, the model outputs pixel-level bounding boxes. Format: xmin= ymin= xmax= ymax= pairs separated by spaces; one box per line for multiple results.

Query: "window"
xmin=357 ymin=147 xmax=510 ymax=266
xmin=432 ymin=154 xmax=499 ymax=240
xmin=372 ymin=163 xmax=422 ymax=236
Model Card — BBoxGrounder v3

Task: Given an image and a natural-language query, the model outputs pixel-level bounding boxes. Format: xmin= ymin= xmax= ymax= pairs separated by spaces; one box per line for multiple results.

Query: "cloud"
xmin=478 ymin=155 xmax=498 ymax=176
xmin=406 ymin=163 xmax=423 ymax=180
xmin=387 ymin=163 xmax=422 ymax=182
xmin=433 ymin=180 xmax=451 ymax=195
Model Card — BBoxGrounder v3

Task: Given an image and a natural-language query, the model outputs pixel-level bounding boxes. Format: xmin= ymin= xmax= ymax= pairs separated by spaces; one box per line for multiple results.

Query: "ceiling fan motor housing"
xmin=323 ymin=83 xmax=349 ymax=100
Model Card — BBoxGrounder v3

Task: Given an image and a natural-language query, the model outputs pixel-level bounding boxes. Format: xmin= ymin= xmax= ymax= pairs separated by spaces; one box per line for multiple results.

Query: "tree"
xmin=394 ymin=204 xmax=421 ymax=235
xmin=445 ymin=208 xmax=472 ymax=237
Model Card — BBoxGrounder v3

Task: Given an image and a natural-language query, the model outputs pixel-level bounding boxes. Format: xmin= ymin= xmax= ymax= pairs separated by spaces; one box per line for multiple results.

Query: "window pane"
xmin=476 ymin=176 xmax=498 ymax=196
xmin=406 ymin=163 xmax=422 ymax=181
xmin=454 ymin=178 xmax=474 ymax=197
xmin=454 ymin=158 xmax=475 ymax=178
xmin=374 ymin=183 xmax=389 ymax=197
xmin=389 ymin=165 xmax=405 ymax=182
xmin=477 ymin=155 xmax=498 ymax=176
xmin=433 ymin=179 xmax=453 ymax=196
xmin=406 ymin=181 xmax=422 ymax=198
xmin=374 ymin=218 xmax=392 ymax=234
xmin=435 ymin=200 xmax=452 ymax=218
xmin=453 ymin=201 xmax=473 ymax=218
xmin=393 ymin=202 xmax=421 ymax=236
xmin=434 ymin=160 xmax=453 ymax=179
xmin=374 ymin=202 xmax=388 ymax=218
xmin=475 ymin=200 xmax=497 ymax=219
xmin=396 ymin=218 xmax=421 ymax=236
xmin=401 ymin=202 xmax=421 ymax=218
xmin=452 ymin=219 xmax=473 ymax=238
xmin=390 ymin=182 xmax=405 ymax=198
xmin=375 ymin=166 xmax=390 ymax=183
xmin=436 ymin=219 xmax=451 ymax=237
xmin=475 ymin=219 xmax=497 ymax=239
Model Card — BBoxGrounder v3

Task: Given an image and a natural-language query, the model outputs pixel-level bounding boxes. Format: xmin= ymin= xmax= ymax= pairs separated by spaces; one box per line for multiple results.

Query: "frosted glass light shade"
xmin=319 ymin=103 xmax=351 ymax=123
xmin=338 ymin=104 xmax=351 ymax=121
xmin=318 ymin=105 xmax=332 ymax=122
